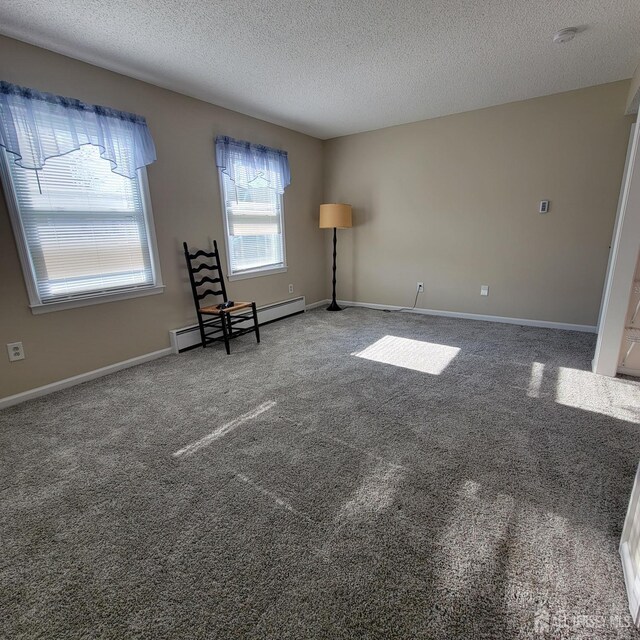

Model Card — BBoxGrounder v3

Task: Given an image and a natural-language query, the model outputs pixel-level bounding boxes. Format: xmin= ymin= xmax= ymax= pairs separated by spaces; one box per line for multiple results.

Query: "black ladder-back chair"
xmin=183 ymin=241 xmax=260 ymax=354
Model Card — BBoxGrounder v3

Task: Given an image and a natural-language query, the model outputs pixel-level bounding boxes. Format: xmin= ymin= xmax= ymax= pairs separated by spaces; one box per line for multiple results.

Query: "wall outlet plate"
xmin=288 ymin=284 xmax=294 ymax=294
xmin=417 ymin=282 xmax=424 ymax=293
xmin=480 ymin=285 xmax=489 ymax=296
xmin=7 ymin=341 xmax=24 ymax=361
xmin=539 ymin=200 xmax=549 ymax=214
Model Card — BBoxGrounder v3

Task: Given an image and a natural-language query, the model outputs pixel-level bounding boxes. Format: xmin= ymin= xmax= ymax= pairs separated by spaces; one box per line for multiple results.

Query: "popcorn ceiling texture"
xmin=2 ymin=308 xmax=640 ymax=638
xmin=0 ymin=0 xmax=639 ymax=138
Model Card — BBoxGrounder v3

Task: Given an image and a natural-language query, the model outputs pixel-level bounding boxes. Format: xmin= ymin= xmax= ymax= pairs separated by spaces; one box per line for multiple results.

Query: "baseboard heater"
xmin=169 ymin=295 xmax=306 ymax=353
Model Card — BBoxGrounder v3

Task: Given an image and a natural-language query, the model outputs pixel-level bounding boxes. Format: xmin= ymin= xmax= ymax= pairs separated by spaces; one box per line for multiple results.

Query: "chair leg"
xmin=220 ymin=312 xmax=231 ymax=355
xmin=227 ymin=312 xmax=233 ymax=339
xmin=197 ymin=312 xmax=207 ymax=348
xmin=252 ymin=302 xmax=260 ymax=344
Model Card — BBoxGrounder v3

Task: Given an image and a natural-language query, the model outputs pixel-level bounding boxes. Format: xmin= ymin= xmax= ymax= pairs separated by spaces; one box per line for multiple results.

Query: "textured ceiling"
xmin=0 ymin=0 xmax=639 ymax=139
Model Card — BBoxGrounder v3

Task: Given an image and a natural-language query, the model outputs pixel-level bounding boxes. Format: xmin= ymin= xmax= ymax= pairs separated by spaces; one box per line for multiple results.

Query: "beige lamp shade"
xmin=319 ymin=203 xmax=352 ymax=229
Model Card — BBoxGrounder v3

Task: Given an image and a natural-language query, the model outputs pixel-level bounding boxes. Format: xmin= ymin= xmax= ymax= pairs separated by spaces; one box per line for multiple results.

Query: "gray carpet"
xmin=2 ymin=307 xmax=640 ymax=639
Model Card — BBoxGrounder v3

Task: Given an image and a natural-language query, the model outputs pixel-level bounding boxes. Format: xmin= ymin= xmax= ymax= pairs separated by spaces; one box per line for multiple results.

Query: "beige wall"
xmin=0 ymin=36 xmax=326 ymax=398
xmin=627 ymin=65 xmax=640 ymax=114
xmin=323 ymin=81 xmax=633 ymax=326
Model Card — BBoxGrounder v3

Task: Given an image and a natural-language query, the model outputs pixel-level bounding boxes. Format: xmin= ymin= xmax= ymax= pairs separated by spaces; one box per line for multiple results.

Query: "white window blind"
xmin=220 ymin=168 xmax=285 ymax=276
xmin=2 ymin=144 xmax=158 ymax=304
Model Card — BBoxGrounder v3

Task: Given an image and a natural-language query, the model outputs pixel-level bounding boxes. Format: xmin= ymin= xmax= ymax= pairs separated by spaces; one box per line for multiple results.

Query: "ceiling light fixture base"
xmin=553 ymin=27 xmax=578 ymax=44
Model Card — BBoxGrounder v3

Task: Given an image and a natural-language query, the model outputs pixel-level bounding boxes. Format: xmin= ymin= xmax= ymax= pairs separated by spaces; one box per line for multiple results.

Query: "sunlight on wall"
xmin=527 ymin=362 xmax=545 ymax=398
xmin=554 ymin=367 xmax=640 ymax=422
xmin=352 ymin=335 xmax=460 ymax=375
xmin=173 ymin=400 xmax=276 ymax=457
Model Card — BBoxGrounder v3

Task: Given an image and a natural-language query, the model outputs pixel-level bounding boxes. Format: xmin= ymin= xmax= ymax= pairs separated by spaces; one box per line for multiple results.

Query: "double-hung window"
xmin=219 ymin=171 xmax=285 ymax=277
xmin=215 ymin=136 xmax=290 ymax=280
xmin=0 ymin=82 xmax=161 ymax=313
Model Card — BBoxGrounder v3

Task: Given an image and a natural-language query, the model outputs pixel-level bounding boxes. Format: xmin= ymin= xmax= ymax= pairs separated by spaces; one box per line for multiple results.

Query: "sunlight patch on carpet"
xmin=554 ymin=367 xmax=640 ymax=422
xmin=435 ymin=479 xmax=515 ymax=599
xmin=337 ymin=462 xmax=404 ymax=521
xmin=235 ymin=472 xmax=315 ymax=524
xmin=352 ymin=335 xmax=459 ymax=375
xmin=173 ymin=401 xmax=276 ymax=457
xmin=527 ymin=362 xmax=545 ymax=398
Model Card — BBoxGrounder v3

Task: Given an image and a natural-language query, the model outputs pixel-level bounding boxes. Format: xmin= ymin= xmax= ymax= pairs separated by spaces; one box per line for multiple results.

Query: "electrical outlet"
xmin=539 ymin=200 xmax=550 ymax=214
xmin=288 ymin=284 xmax=294 ymax=294
xmin=480 ymin=285 xmax=489 ymax=296
xmin=7 ymin=341 xmax=24 ymax=362
xmin=417 ymin=282 xmax=424 ymax=293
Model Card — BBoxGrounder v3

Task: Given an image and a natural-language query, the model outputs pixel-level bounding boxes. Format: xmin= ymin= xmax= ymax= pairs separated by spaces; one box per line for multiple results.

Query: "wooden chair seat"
xmin=200 ymin=301 xmax=252 ymax=315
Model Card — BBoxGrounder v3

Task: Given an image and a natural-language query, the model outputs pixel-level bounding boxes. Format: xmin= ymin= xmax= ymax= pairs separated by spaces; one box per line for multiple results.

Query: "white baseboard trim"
xmin=0 ymin=348 xmax=173 ymax=410
xmin=336 ymin=299 xmax=597 ymax=333
xmin=618 ymin=366 xmax=640 ymax=377
xmin=305 ymin=299 xmax=330 ymax=310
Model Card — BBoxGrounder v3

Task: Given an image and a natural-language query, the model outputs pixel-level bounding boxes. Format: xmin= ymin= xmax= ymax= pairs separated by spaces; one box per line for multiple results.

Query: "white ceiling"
xmin=1 ymin=1 xmax=639 ymax=139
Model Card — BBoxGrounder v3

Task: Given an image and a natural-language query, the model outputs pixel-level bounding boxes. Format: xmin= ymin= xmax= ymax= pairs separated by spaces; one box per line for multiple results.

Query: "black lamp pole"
xmin=327 ymin=226 xmax=342 ymax=311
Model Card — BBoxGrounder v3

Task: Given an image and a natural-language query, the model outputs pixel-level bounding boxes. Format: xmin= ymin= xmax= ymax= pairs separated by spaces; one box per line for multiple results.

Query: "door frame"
xmin=593 ymin=122 xmax=640 ymax=376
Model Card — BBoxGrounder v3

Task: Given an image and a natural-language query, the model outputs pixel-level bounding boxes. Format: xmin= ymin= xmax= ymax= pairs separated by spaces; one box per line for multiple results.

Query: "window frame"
xmin=0 ymin=146 xmax=164 ymax=314
xmin=218 ymin=168 xmax=288 ymax=281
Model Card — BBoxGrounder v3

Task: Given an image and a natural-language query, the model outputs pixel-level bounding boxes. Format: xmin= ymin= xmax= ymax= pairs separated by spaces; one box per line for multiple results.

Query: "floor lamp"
xmin=319 ymin=203 xmax=352 ymax=311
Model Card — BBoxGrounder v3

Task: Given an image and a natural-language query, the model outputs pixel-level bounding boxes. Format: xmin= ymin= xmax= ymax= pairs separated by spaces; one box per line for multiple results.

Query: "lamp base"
xmin=326 ymin=300 xmax=343 ymax=312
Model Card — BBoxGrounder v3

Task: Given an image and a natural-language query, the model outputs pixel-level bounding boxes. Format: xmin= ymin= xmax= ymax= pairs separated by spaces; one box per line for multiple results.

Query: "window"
xmin=219 ymin=168 xmax=286 ymax=279
xmin=215 ymin=136 xmax=290 ymax=280
xmin=0 ymin=144 xmax=163 ymax=313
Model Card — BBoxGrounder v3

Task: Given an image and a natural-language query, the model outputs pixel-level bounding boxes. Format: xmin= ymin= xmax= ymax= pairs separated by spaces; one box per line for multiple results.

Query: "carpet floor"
xmin=2 ymin=308 xmax=640 ymax=639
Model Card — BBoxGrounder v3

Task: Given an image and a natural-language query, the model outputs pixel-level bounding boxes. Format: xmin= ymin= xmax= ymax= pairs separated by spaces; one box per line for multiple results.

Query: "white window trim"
xmin=0 ymin=148 xmax=164 ymax=314
xmin=227 ymin=265 xmax=288 ymax=282
xmin=218 ymin=168 xmax=288 ymax=281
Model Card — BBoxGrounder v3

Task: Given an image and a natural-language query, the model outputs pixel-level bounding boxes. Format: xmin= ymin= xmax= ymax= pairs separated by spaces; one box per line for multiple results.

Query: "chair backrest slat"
xmin=191 ymin=262 xmax=219 ymax=273
xmin=188 ymin=249 xmax=216 ymax=260
xmin=194 ymin=275 xmax=222 ymax=288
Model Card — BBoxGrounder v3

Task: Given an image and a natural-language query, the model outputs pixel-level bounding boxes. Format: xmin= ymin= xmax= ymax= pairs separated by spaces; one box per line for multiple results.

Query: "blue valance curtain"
xmin=0 ymin=81 xmax=156 ymax=179
xmin=215 ymin=135 xmax=290 ymax=194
